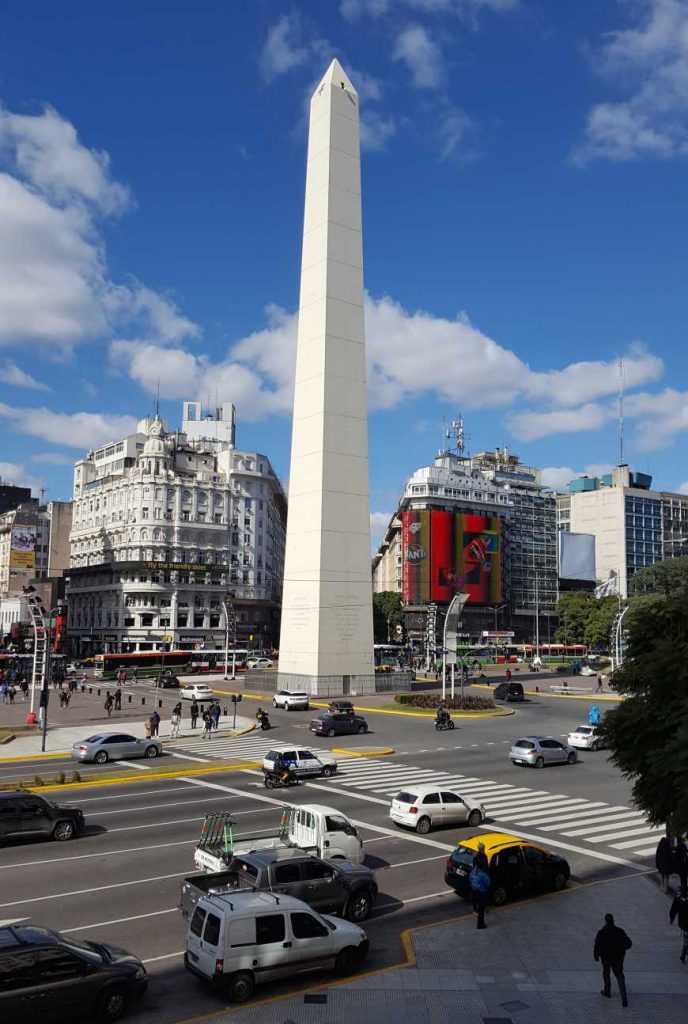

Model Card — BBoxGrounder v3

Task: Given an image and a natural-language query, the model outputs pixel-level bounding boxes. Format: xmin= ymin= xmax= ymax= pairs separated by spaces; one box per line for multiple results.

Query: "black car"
xmin=0 ymin=924 xmax=147 ymax=1023
xmin=309 ymin=712 xmax=368 ymax=737
xmin=0 ymin=791 xmax=85 ymax=843
xmin=493 ymin=682 xmax=525 ymax=703
xmin=158 ymin=673 xmax=180 ymax=689
xmin=445 ymin=837 xmax=570 ymax=905
xmin=328 ymin=700 xmax=355 ymax=714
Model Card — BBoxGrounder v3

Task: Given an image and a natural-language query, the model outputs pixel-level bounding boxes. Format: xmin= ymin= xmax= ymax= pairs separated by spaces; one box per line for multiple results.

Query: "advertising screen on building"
xmin=402 ymin=510 xmax=502 ymax=605
xmin=10 ymin=526 xmax=36 ymax=569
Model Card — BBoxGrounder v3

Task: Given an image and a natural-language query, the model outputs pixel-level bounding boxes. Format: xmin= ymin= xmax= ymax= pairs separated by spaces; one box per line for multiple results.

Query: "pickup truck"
xmin=180 ymin=848 xmax=378 ymax=923
xmin=194 ymin=803 xmax=364 ymax=872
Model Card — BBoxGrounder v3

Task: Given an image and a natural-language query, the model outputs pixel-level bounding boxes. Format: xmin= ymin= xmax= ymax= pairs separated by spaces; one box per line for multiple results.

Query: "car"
xmin=510 ymin=735 xmax=578 ymax=768
xmin=262 ymin=746 xmax=338 ymax=779
xmin=65 ymin=661 xmax=80 ymax=675
xmin=180 ymin=683 xmax=214 ymax=701
xmin=329 ymin=700 xmax=355 ymax=715
xmin=568 ymin=724 xmax=606 ymax=751
xmin=444 ymin=832 xmax=570 ymax=905
xmin=580 ymin=665 xmax=596 ymax=677
xmin=157 ymin=673 xmax=180 ymax=688
xmin=273 ymin=689 xmax=310 ymax=711
xmin=0 ymin=791 xmax=85 ymax=843
xmin=493 ymin=682 xmax=525 ymax=702
xmin=390 ymin=783 xmax=484 ymax=834
xmin=71 ymin=733 xmax=163 ymax=764
xmin=0 ymin=923 xmax=147 ymax=1022
xmin=309 ymin=713 xmax=368 ymax=737
xmin=247 ymin=656 xmax=274 ymax=669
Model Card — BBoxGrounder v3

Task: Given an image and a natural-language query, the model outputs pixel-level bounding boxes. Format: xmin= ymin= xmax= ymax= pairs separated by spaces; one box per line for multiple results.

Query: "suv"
xmin=309 ymin=713 xmax=368 ymax=737
xmin=329 ymin=700 xmax=355 ymax=715
xmin=273 ymin=689 xmax=310 ymax=711
xmin=0 ymin=791 xmax=85 ymax=843
xmin=0 ymin=924 xmax=147 ymax=1022
xmin=494 ymin=682 xmax=525 ymax=703
xmin=262 ymin=746 xmax=337 ymax=779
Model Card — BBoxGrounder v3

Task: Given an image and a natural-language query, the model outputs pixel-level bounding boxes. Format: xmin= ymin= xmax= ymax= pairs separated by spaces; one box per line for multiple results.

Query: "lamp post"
xmin=221 ymin=593 xmax=237 ymax=681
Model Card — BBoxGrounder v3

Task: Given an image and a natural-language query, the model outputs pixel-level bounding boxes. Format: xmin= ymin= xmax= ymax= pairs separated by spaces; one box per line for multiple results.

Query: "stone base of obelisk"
xmin=277 ymin=672 xmax=376 ymax=697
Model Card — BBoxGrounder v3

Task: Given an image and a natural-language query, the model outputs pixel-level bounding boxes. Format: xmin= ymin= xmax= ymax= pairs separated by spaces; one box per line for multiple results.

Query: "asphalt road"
xmin=0 ymin=690 xmax=655 ymax=1024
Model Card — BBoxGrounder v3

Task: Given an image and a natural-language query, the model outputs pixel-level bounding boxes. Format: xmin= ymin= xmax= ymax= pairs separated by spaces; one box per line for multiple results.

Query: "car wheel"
xmin=321 ymin=765 xmax=335 ymax=778
xmin=357 ymin=724 xmax=367 ymax=735
xmin=272 ymin=699 xmax=278 ymax=708
xmin=567 ymin=752 xmax=577 ymax=765
xmin=225 ymin=970 xmax=255 ymax=1003
xmin=535 ymin=756 xmax=545 ymax=769
xmin=467 ymin=809 xmax=482 ymax=827
xmin=591 ymin=741 xmax=599 ymax=752
xmin=145 ymin=745 xmax=159 ymax=759
xmin=492 ymin=885 xmax=508 ymax=907
xmin=96 ymin=984 xmax=129 ymax=1023
xmin=346 ymin=890 xmax=372 ymax=922
xmin=327 ymin=728 xmax=335 ymax=738
xmin=552 ymin=872 xmax=567 ymax=892
xmin=334 ymin=945 xmax=361 ymax=977
xmin=52 ymin=820 xmax=75 ymax=842
xmin=416 ymin=816 xmax=431 ymax=835
xmin=94 ymin=749 xmax=109 ymax=764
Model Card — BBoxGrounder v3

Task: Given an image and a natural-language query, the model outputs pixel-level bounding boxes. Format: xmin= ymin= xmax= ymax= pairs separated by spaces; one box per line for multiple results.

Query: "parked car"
xmin=390 ymin=784 xmax=484 ymax=834
xmin=0 ymin=923 xmax=147 ymax=1022
xmin=65 ymin=661 xmax=80 ymax=675
xmin=262 ymin=746 xmax=337 ymax=779
xmin=71 ymin=733 xmax=163 ymax=764
xmin=445 ymin=832 xmax=570 ymax=905
xmin=273 ymin=689 xmax=310 ymax=711
xmin=180 ymin=683 xmax=214 ymax=701
xmin=184 ymin=891 xmax=368 ymax=1002
xmin=309 ymin=713 xmax=368 ymax=737
xmin=567 ymin=725 xmax=606 ymax=751
xmin=493 ymin=682 xmax=525 ymax=703
xmin=247 ymin=657 xmax=274 ymax=669
xmin=509 ymin=736 xmax=578 ymax=768
xmin=180 ymin=848 xmax=378 ymax=922
xmin=0 ymin=790 xmax=85 ymax=843
xmin=329 ymin=700 xmax=355 ymax=715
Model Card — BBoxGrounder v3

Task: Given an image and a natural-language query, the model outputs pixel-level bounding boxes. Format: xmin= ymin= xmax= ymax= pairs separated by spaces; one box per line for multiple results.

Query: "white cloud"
xmin=0 ymin=461 xmax=44 ymax=494
xmin=370 ymin=511 xmax=393 ymax=546
xmin=104 ymin=281 xmax=199 ymax=343
xmin=524 ymin=344 xmax=663 ymax=408
xmin=360 ymin=110 xmax=396 ymax=150
xmin=540 ymin=463 xmax=614 ymax=492
xmin=0 ymin=360 xmax=49 ymax=391
xmin=393 ymin=25 xmax=443 ymax=88
xmin=508 ymin=403 xmax=614 ymax=442
xmin=31 ymin=452 xmax=74 ymax=466
xmin=260 ymin=13 xmax=311 ymax=81
xmin=341 ymin=0 xmax=518 ymax=20
xmin=341 ymin=0 xmax=390 ymax=19
xmin=0 ymin=403 xmax=137 ymax=449
xmin=624 ymin=388 xmax=688 ymax=450
xmin=438 ymin=105 xmax=473 ymax=159
xmin=679 ymin=481 xmax=688 ymax=494
xmin=576 ymin=0 xmax=688 ymax=162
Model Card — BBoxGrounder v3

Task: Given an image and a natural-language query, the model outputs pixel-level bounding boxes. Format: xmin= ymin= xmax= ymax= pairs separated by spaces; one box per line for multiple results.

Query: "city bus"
xmin=93 ymin=649 xmax=249 ymax=679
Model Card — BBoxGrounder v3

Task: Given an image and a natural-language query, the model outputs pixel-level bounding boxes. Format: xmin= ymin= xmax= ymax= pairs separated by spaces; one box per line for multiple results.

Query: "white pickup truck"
xmin=193 ymin=803 xmax=364 ymax=872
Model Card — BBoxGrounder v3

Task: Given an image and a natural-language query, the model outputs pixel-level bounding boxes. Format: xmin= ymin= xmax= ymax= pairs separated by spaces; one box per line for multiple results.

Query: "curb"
xmin=364 ymin=705 xmax=515 ymax=720
xmin=0 ymin=734 xmax=17 ymax=745
xmin=332 ymin=746 xmax=395 ymax=757
xmin=228 ymin=721 xmax=256 ymax=738
xmin=9 ymin=759 xmax=263 ymax=793
xmin=472 ymin=683 xmax=620 ymax=703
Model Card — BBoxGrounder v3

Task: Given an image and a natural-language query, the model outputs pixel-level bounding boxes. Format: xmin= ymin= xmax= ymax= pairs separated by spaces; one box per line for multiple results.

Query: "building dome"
xmin=142 ymin=414 xmax=167 ymax=456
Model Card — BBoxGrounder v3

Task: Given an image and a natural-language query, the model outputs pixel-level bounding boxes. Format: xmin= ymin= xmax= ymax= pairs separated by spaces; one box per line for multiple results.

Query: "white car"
xmin=580 ymin=665 xmax=596 ymax=677
xmin=568 ymin=725 xmax=606 ymax=751
xmin=180 ymin=683 xmax=214 ymax=701
xmin=273 ymin=689 xmax=310 ymax=711
xmin=65 ymin=662 xmax=79 ymax=675
xmin=247 ymin=657 xmax=274 ymax=669
xmin=390 ymin=783 xmax=485 ymax=835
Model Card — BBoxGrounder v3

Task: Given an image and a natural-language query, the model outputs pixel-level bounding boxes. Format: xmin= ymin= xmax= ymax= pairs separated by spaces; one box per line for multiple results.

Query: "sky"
xmin=1 ymin=0 xmax=688 ymax=545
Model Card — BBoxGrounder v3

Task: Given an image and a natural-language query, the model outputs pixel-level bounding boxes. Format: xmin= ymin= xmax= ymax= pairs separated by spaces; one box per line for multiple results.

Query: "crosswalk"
xmin=172 ymin=734 xmax=278 ymax=760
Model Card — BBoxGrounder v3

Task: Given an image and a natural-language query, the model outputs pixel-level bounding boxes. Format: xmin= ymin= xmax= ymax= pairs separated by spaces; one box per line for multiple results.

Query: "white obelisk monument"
xmin=278 ymin=59 xmax=375 ymax=696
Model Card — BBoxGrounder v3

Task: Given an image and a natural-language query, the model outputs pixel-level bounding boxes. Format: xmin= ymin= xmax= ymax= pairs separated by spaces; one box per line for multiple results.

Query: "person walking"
xmin=670 ymin=887 xmax=688 ymax=963
xmin=469 ymin=863 xmax=490 ymax=929
xmin=211 ymin=701 xmax=221 ymax=731
xmin=150 ymin=710 xmax=160 ymax=737
xmin=596 ymin=675 xmax=604 ymax=693
xmin=20 ymin=678 xmax=28 ymax=702
xmin=594 ymin=912 xmax=632 ymax=1007
xmin=656 ymin=835 xmax=675 ymax=894
xmin=1 ymin=681 xmax=8 ymax=704
xmin=170 ymin=708 xmax=181 ymax=740
xmin=190 ymin=699 xmax=199 ymax=729
xmin=104 ymin=692 xmax=113 ymax=717
xmin=202 ymin=710 xmax=212 ymax=739
xmin=144 ymin=718 xmax=152 ymax=739
xmin=114 ymin=687 xmax=122 ymax=711
xmin=8 ymin=685 xmax=15 ymax=704
xmin=675 ymin=837 xmax=688 ymax=891
xmin=505 ymin=668 xmax=512 ymax=683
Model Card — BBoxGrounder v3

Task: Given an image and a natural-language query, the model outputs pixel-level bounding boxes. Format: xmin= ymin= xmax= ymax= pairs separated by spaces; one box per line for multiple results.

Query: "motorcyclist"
xmin=256 ymin=707 xmax=270 ymax=730
xmin=435 ymin=703 xmax=450 ymax=727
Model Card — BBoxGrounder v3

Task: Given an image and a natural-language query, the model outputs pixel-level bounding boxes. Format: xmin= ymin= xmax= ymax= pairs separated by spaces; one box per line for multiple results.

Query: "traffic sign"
xmin=164 ymin=635 xmax=173 ymax=643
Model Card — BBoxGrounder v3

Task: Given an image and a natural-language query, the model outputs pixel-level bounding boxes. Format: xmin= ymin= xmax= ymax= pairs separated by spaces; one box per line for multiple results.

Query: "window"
xmin=422 ymin=792 xmax=441 ymax=805
xmin=190 ymin=907 xmax=206 ymax=937
xmin=324 ymin=815 xmax=354 ymax=834
xmin=203 ymin=913 xmax=221 ymax=946
xmin=37 ymin=948 xmax=85 ymax=981
xmin=256 ymin=914 xmax=285 ymax=945
xmin=273 ymin=862 xmax=301 ymax=884
xmin=0 ymin=950 xmax=38 ymax=991
xmin=302 ymin=861 xmax=332 ymax=881
xmin=523 ymin=847 xmax=546 ymax=868
xmin=440 ymin=792 xmax=463 ymax=804
xmin=290 ymin=912 xmax=328 ymax=940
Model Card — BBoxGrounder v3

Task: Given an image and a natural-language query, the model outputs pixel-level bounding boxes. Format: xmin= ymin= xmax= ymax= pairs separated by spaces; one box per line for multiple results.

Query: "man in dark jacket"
xmin=675 ymin=837 xmax=688 ymax=891
xmin=594 ymin=913 xmax=632 ymax=1006
xmin=669 ymin=887 xmax=688 ymax=963
xmin=656 ymin=835 xmax=674 ymax=894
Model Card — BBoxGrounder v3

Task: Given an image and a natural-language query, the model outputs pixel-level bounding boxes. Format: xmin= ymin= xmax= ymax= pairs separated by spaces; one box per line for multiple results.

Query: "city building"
xmin=0 ymin=481 xmax=33 ymax=517
xmin=67 ymin=402 xmax=287 ymax=655
xmin=561 ymin=465 xmax=688 ymax=597
xmin=0 ymin=500 xmax=71 ymax=596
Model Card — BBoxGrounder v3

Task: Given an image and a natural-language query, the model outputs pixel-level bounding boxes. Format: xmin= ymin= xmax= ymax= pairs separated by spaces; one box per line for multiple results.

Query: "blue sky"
xmin=1 ymin=0 xmax=687 ymax=543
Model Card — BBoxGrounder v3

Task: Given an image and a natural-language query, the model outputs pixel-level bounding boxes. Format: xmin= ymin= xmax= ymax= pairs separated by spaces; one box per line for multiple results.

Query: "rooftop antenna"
xmin=154 ymin=378 xmax=160 ymax=418
xmin=618 ymin=356 xmax=625 ymax=465
xmin=446 ymin=413 xmax=469 ymax=457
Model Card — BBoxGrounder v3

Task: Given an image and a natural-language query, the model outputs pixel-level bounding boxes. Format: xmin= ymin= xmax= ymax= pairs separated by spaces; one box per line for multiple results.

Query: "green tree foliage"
xmin=628 ymin=555 xmax=688 ymax=597
xmin=555 ymin=592 xmax=617 ymax=647
xmin=372 ymin=591 xmax=403 ymax=643
xmin=599 ymin=588 xmax=688 ymax=834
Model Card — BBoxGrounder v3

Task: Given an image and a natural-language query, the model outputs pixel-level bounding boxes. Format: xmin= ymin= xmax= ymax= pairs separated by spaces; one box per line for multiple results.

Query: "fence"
xmin=242 ymin=670 xmax=414 ymax=696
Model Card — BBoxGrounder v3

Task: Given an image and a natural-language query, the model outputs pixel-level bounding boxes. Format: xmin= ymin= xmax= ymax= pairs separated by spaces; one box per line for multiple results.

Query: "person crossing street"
xmin=594 ymin=912 xmax=632 ymax=1007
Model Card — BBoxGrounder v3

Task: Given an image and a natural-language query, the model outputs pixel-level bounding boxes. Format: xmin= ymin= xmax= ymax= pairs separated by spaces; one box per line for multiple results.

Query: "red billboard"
xmin=402 ymin=510 xmax=502 ymax=605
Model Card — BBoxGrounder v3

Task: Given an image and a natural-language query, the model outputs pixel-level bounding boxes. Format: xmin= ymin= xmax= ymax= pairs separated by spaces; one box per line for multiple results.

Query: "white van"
xmin=184 ymin=891 xmax=369 ymax=1002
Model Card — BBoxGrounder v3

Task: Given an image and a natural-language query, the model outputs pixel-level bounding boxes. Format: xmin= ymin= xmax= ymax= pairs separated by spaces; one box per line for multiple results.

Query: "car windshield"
xmin=396 ymin=791 xmax=418 ymax=804
xmin=575 ymin=726 xmax=592 ymax=734
xmin=61 ymin=935 xmax=106 ymax=964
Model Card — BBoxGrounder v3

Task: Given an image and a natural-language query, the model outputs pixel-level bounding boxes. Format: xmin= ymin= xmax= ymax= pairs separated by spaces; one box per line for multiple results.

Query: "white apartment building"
xmin=67 ymin=404 xmax=286 ymax=654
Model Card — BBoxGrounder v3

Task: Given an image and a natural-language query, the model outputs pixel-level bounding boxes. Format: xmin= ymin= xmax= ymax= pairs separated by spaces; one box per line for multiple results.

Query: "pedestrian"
xmin=505 ymin=668 xmax=512 ymax=683
xmin=1 ymin=681 xmax=8 ymax=704
xmin=469 ymin=863 xmax=490 ymax=929
xmin=144 ymin=719 xmax=152 ymax=739
xmin=473 ymin=841 xmax=489 ymax=873
xmin=211 ymin=701 xmax=221 ymax=731
xmin=150 ymin=710 xmax=160 ymax=737
xmin=8 ymin=685 xmax=15 ymax=704
xmin=80 ymin=672 xmax=87 ymax=689
xmin=190 ymin=699 xmax=199 ymax=729
xmin=114 ymin=687 xmax=122 ymax=711
xmin=656 ymin=835 xmax=675 ymax=894
xmin=173 ymin=700 xmax=182 ymax=718
xmin=20 ymin=679 xmax=28 ymax=702
xmin=170 ymin=708 xmax=181 ymax=739
xmin=104 ymin=692 xmax=113 ymax=717
xmin=202 ymin=710 xmax=212 ymax=739
xmin=597 ymin=675 xmax=604 ymax=693
xmin=132 ymin=668 xmax=137 ymax=683
xmin=594 ymin=912 xmax=631 ymax=1007
xmin=670 ymin=887 xmax=688 ymax=963
xmin=676 ymin=837 xmax=688 ymax=891
xmin=63 ymin=690 xmax=71 ymax=709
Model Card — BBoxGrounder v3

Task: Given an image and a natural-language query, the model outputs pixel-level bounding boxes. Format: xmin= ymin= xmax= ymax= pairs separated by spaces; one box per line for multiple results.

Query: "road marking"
xmin=518 ymin=803 xmax=615 ymax=827
xmin=106 ymin=816 xmax=204 ymax=833
xmin=610 ymin=832 xmax=664 ymax=849
xmin=73 ymin=785 xmax=200 ymax=803
xmin=0 ymin=871 xmax=189 ymax=908
xmin=95 ymin=800 xmax=269 ymax=818
xmin=0 ymin=840 xmax=196 ymax=870
xmin=561 ymin=815 xmax=649 ymax=837
xmin=116 ymin=760 xmax=151 ymax=771
xmin=384 ymin=854 xmax=447 ymax=870
xmin=65 ymin=908 xmax=177 ymax=932
xmin=143 ymin=951 xmax=183 ymax=964
xmin=0 ymin=918 xmax=29 ymax=927
xmin=596 ymin=826 xmax=662 ymax=845
xmin=370 ymin=889 xmax=453 ymax=914
xmin=167 ymin=751 xmax=211 ymax=763
xmin=477 ymin=823 xmax=646 ymax=869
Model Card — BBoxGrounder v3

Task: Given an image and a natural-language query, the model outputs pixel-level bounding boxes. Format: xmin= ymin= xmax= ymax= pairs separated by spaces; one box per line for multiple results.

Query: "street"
xmin=0 ymin=689 xmax=658 ymax=1024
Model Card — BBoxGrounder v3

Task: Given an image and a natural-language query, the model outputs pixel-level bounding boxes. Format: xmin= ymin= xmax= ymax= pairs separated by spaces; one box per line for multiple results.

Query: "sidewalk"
xmin=194 ymin=873 xmax=688 ymax=1024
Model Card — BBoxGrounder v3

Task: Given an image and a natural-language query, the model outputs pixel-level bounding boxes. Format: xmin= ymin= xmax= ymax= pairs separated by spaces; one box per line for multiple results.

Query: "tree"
xmin=628 ymin=556 xmax=688 ymax=597
xmin=372 ymin=592 xmax=403 ymax=643
xmin=584 ymin=596 xmax=618 ymax=648
xmin=555 ymin=592 xmax=595 ymax=644
xmin=599 ymin=588 xmax=688 ymax=834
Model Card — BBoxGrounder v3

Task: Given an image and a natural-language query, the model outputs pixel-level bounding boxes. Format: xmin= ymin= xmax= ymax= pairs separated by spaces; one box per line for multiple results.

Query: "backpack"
xmin=469 ymin=867 xmax=491 ymax=894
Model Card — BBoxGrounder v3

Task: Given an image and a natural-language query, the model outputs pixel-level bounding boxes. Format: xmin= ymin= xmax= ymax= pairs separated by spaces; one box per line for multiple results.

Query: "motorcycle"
xmin=263 ymin=767 xmax=299 ymax=789
xmin=435 ymin=714 xmax=455 ymax=732
xmin=256 ymin=711 xmax=271 ymax=731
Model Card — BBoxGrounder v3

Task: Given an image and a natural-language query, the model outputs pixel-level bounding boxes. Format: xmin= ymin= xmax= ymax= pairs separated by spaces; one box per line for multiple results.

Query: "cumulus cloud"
xmin=360 ymin=110 xmax=396 ymax=150
xmin=540 ymin=463 xmax=614 ymax=492
xmin=508 ymin=403 xmax=614 ymax=443
xmin=260 ymin=12 xmax=311 ymax=81
xmin=0 ymin=403 xmax=137 ymax=449
xmin=575 ymin=0 xmax=688 ymax=162
xmin=0 ymin=360 xmax=50 ymax=390
xmin=624 ymin=388 xmax=688 ymax=450
xmin=341 ymin=0 xmax=518 ymax=21
xmin=0 ymin=461 xmax=44 ymax=494
xmin=679 ymin=481 xmax=688 ymax=494
xmin=393 ymin=25 xmax=443 ymax=88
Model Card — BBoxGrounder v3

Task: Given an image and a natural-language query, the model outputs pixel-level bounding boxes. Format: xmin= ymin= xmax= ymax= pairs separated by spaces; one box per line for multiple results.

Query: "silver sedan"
xmin=71 ymin=732 xmax=163 ymax=764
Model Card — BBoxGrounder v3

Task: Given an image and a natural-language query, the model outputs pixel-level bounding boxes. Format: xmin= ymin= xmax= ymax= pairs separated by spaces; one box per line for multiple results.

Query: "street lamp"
xmin=221 ymin=592 xmax=237 ymax=681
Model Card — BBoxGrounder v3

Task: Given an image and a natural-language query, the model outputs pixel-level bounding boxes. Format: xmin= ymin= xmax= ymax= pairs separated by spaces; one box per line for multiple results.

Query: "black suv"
xmin=329 ymin=700 xmax=355 ymax=714
xmin=0 ymin=925 xmax=147 ymax=1023
xmin=0 ymin=791 xmax=85 ymax=843
xmin=493 ymin=682 xmax=525 ymax=703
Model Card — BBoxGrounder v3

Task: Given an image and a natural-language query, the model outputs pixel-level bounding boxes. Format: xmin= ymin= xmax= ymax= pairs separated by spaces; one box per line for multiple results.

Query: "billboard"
xmin=10 ymin=526 xmax=36 ymax=569
xmin=558 ymin=531 xmax=596 ymax=581
xmin=402 ymin=510 xmax=502 ymax=605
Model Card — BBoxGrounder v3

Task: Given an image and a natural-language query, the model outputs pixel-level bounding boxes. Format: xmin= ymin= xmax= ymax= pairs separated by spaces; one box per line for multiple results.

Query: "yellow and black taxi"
xmin=445 ymin=832 xmax=570 ymax=905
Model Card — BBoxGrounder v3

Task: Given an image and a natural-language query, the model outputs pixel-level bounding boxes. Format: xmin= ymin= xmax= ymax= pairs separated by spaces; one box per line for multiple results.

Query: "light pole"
xmin=221 ymin=593 xmax=237 ymax=681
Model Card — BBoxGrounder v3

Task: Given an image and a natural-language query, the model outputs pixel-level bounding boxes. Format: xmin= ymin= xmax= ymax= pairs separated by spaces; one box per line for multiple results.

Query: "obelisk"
xmin=278 ymin=59 xmax=375 ymax=696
